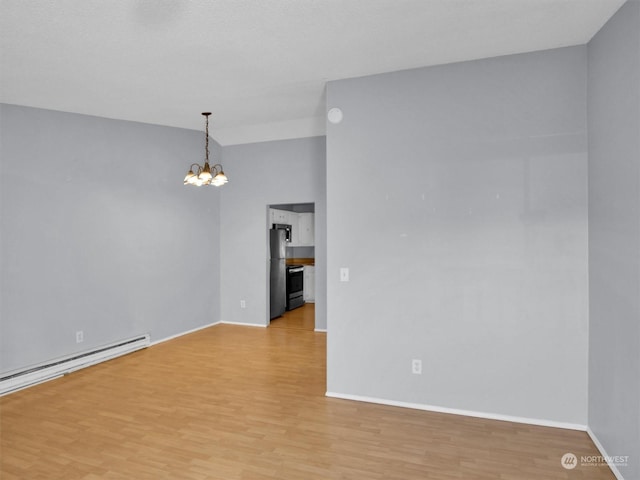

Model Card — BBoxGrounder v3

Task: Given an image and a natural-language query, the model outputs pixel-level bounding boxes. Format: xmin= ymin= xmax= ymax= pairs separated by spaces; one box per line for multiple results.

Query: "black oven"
xmin=286 ymin=265 xmax=305 ymax=310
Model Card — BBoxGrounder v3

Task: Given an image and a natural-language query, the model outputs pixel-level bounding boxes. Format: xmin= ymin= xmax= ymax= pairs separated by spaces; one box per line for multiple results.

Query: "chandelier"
xmin=183 ymin=112 xmax=228 ymax=187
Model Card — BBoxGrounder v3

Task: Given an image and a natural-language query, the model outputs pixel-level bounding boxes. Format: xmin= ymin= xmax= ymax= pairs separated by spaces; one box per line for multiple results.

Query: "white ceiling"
xmin=0 ymin=0 xmax=625 ymax=145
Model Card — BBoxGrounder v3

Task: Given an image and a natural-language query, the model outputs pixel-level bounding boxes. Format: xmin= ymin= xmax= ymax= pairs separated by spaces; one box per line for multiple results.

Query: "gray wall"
xmin=326 ymin=46 xmax=589 ymax=424
xmin=587 ymin=1 xmax=640 ymax=477
xmin=219 ymin=137 xmax=326 ymax=329
xmin=0 ymin=104 xmax=222 ymax=373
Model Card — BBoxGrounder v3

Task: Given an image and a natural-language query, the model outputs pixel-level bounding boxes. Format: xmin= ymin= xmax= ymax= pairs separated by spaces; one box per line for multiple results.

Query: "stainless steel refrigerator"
xmin=269 ymin=229 xmax=287 ymax=319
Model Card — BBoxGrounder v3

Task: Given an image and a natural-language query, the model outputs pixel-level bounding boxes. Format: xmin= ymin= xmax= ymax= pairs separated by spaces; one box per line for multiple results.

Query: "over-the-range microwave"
xmin=272 ymin=223 xmax=292 ymax=242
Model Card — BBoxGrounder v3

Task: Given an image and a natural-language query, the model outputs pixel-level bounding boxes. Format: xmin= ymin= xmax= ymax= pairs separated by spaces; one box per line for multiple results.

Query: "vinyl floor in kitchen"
xmin=269 ymin=302 xmax=315 ymax=331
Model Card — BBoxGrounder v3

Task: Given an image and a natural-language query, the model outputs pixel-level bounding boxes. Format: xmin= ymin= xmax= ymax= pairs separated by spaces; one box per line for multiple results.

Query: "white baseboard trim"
xmin=151 ymin=321 xmax=221 ymax=346
xmin=221 ymin=321 xmax=267 ymax=328
xmin=314 ymin=328 xmax=327 ymax=333
xmin=151 ymin=318 xmax=275 ymax=346
xmin=587 ymin=427 xmax=626 ymax=480
xmin=150 ymin=319 xmax=269 ymax=348
xmin=325 ymin=392 xmax=587 ymax=431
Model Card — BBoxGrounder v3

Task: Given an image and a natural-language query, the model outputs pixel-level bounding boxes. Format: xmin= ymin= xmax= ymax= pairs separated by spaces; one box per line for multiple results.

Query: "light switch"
xmin=340 ymin=267 xmax=349 ymax=282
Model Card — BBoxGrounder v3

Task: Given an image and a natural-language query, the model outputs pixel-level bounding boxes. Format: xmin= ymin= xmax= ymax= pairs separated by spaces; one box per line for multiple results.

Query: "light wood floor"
xmin=269 ymin=303 xmax=315 ymax=331
xmin=0 ymin=324 xmax=614 ymax=480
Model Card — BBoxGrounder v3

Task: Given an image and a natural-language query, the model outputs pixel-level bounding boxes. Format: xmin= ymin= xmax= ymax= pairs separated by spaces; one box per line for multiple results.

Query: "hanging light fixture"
xmin=184 ymin=112 xmax=228 ymax=187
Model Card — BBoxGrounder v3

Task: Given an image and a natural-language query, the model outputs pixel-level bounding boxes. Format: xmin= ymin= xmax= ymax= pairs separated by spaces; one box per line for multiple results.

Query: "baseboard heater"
xmin=0 ymin=334 xmax=150 ymax=396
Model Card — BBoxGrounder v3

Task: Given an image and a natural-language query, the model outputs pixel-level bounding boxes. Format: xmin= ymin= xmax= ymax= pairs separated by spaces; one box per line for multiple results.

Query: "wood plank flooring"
xmin=269 ymin=303 xmax=315 ymax=331
xmin=0 ymin=324 xmax=615 ymax=479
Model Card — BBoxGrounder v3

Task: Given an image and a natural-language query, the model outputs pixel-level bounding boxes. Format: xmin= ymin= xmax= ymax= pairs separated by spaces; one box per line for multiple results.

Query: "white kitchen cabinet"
xmin=297 ymin=213 xmax=314 ymax=246
xmin=288 ymin=213 xmax=300 ymax=245
xmin=303 ymin=265 xmax=315 ymax=303
xmin=270 ymin=208 xmax=290 ymax=224
xmin=269 ymin=209 xmax=313 ymax=247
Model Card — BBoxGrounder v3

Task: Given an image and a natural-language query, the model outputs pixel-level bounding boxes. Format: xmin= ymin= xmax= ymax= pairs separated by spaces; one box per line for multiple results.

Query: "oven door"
xmin=287 ymin=266 xmax=304 ymax=293
xmin=286 ymin=266 xmax=305 ymax=310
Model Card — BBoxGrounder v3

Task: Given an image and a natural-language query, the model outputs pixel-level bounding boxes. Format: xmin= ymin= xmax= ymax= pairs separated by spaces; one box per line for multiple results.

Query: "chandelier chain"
xmin=205 ymin=114 xmax=209 ymax=162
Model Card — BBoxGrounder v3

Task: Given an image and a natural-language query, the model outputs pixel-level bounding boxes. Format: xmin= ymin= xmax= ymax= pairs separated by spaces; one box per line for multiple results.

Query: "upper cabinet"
xmin=269 ymin=209 xmax=314 ymax=247
xmin=297 ymin=212 xmax=314 ymax=246
xmin=270 ymin=208 xmax=293 ymax=225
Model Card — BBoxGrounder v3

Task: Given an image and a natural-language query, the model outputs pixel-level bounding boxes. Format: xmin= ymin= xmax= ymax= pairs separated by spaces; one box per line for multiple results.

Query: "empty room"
xmin=1 ymin=1 xmax=638 ymax=479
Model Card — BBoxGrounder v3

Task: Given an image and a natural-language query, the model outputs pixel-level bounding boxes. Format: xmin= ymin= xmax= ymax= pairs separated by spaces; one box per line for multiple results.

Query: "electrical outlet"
xmin=76 ymin=330 xmax=84 ymax=343
xmin=240 ymin=300 xmax=246 ymax=309
xmin=412 ymin=359 xmax=422 ymax=375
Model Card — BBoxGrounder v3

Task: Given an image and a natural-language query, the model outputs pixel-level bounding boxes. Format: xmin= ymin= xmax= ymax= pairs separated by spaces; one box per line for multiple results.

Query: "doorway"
xmin=267 ymin=202 xmax=316 ymax=330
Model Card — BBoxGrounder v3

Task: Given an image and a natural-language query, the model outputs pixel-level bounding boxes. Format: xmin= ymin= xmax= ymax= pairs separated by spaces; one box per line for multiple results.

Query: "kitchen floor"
xmin=269 ymin=303 xmax=315 ymax=330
